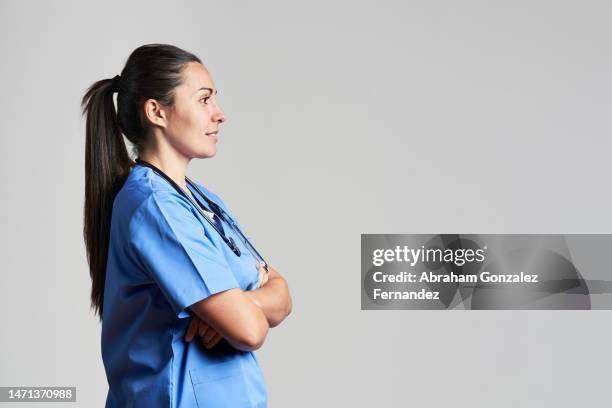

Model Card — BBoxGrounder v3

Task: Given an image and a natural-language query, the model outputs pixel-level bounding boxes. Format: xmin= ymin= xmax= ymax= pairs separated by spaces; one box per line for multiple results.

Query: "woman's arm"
xmin=189 ymin=288 xmax=269 ymax=351
xmin=185 ymin=266 xmax=291 ymax=350
xmin=245 ymin=266 xmax=292 ymax=328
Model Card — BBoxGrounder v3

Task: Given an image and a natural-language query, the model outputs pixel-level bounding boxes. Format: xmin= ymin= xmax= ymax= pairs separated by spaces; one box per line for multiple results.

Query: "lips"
xmin=206 ymin=131 xmax=218 ymax=143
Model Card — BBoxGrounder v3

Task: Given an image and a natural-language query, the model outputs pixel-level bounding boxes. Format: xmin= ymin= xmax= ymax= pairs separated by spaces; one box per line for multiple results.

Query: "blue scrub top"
xmin=101 ymin=163 xmax=268 ymax=408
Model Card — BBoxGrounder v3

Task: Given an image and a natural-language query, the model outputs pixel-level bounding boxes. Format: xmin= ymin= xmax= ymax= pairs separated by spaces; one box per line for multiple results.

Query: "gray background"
xmin=1 ymin=0 xmax=610 ymax=406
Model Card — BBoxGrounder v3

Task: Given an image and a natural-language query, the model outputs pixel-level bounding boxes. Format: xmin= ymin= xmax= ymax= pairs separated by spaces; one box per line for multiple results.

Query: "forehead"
xmin=178 ymin=62 xmax=215 ymax=95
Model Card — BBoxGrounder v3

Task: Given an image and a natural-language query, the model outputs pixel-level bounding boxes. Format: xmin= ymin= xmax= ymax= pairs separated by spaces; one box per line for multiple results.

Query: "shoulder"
xmin=113 ymin=165 xmax=194 ymax=225
xmin=120 ymin=164 xmax=178 ymax=198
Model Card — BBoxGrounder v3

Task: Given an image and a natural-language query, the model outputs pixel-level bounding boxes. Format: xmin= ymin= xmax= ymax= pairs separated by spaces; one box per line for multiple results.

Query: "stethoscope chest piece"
xmin=228 ymin=236 xmax=241 ymax=256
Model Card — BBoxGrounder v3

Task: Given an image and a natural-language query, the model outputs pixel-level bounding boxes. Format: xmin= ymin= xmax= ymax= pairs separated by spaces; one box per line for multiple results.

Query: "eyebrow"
xmin=195 ymin=87 xmax=217 ymax=95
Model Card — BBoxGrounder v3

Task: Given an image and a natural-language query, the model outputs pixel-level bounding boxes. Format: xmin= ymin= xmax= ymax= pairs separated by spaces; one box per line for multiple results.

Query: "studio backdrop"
xmin=1 ymin=1 xmax=611 ymax=407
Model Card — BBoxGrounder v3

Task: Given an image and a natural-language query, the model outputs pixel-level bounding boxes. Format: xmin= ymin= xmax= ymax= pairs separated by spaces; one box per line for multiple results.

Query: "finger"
xmin=203 ymin=327 xmax=217 ymax=343
xmin=262 ymin=269 xmax=270 ymax=286
xmin=185 ymin=318 xmax=198 ymax=342
xmin=257 ymin=266 xmax=264 ymax=283
xmin=205 ymin=332 xmax=223 ymax=349
xmin=257 ymin=266 xmax=269 ymax=288
xmin=206 ymin=333 xmax=222 ymax=349
xmin=256 ymin=269 xmax=264 ymax=288
xmin=198 ymin=321 xmax=210 ymax=338
xmin=258 ymin=266 xmax=268 ymax=276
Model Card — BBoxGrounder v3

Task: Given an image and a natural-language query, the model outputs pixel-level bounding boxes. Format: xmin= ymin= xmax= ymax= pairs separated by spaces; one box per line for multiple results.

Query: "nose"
xmin=217 ymin=111 xmax=226 ymax=124
xmin=212 ymin=102 xmax=226 ymax=124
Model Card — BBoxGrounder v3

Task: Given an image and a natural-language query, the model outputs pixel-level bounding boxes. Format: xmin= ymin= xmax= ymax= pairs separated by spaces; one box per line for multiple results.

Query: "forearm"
xmin=245 ymin=275 xmax=292 ymax=328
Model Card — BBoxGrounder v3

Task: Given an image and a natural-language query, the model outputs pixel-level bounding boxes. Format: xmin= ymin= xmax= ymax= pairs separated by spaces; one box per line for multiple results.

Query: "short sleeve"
xmin=128 ymin=191 xmax=240 ymax=319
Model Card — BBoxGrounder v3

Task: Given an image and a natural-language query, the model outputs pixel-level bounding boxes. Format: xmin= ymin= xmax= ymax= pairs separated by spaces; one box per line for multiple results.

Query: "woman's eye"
xmin=200 ymin=97 xmax=210 ymax=104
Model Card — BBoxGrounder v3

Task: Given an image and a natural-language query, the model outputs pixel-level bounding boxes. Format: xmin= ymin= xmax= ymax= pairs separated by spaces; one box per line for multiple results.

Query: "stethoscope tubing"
xmin=133 ymin=158 xmax=269 ymax=271
xmin=185 ymin=176 xmax=269 ymax=268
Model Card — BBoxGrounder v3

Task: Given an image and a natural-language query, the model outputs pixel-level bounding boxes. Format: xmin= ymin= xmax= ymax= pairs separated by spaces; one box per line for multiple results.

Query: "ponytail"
xmin=81 ymin=78 xmax=132 ymax=320
xmin=80 ymin=44 xmax=203 ymax=321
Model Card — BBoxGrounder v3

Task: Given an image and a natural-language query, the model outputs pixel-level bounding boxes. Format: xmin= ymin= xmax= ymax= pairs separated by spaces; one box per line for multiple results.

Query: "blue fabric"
xmin=209 ymin=212 xmax=225 ymax=236
xmin=102 ymin=164 xmax=268 ymax=408
xmin=186 ymin=187 xmax=226 ymax=235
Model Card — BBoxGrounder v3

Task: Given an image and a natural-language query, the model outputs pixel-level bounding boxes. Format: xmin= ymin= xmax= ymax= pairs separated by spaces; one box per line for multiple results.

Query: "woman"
xmin=81 ymin=44 xmax=292 ymax=408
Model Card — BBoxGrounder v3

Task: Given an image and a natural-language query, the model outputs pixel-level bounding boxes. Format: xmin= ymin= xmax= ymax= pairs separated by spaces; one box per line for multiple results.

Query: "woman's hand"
xmin=255 ymin=263 xmax=270 ymax=289
xmin=184 ymin=316 xmax=223 ymax=349
xmin=185 ymin=264 xmax=275 ymax=348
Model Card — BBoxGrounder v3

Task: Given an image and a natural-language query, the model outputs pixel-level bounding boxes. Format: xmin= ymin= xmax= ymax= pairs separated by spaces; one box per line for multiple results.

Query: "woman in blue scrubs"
xmin=81 ymin=44 xmax=292 ymax=407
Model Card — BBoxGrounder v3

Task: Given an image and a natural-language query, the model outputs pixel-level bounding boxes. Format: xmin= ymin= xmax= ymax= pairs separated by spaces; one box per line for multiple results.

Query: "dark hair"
xmin=80 ymin=44 xmax=202 ymax=320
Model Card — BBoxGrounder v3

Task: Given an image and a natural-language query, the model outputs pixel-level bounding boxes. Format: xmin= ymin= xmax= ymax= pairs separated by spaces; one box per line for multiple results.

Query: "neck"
xmin=139 ymin=149 xmax=190 ymax=192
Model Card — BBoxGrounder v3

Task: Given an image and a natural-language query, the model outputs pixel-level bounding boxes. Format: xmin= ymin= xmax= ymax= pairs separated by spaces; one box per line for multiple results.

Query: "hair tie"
xmin=110 ymin=74 xmax=122 ymax=93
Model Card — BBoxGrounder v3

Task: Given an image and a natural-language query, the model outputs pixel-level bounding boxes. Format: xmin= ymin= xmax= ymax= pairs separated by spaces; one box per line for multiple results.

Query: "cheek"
xmin=185 ymin=105 xmax=210 ymax=132
xmin=168 ymin=109 xmax=201 ymax=138
xmin=168 ymin=108 xmax=187 ymax=132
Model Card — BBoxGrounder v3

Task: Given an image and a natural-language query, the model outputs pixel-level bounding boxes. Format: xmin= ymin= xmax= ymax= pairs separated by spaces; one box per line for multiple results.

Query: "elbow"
xmin=278 ymin=280 xmax=293 ymax=320
xmin=268 ymin=297 xmax=293 ymax=328
xmin=284 ymin=279 xmax=293 ymax=317
xmin=243 ymin=336 xmax=265 ymax=351
xmin=281 ymin=291 xmax=293 ymax=321
xmin=285 ymin=296 xmax=293 ymax=317
xmin=235 ymin=311 xmax=269 ymax=351
xmin=239 ymin=324 xmax=268 ymax=351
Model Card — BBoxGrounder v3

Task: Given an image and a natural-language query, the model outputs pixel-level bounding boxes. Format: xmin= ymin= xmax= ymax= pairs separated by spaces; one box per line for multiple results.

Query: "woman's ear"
xmin=143 ymin=98 xmax=168 ymax=129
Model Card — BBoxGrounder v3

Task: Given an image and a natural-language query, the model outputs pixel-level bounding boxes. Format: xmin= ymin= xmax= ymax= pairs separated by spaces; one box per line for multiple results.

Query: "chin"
xmin=194 ymin=148 xmax=216 ymax=159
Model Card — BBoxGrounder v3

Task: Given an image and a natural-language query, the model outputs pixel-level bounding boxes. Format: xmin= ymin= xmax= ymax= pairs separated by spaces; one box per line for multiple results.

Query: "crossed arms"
xmin=186 ymin=265 xmax=292 ymax=352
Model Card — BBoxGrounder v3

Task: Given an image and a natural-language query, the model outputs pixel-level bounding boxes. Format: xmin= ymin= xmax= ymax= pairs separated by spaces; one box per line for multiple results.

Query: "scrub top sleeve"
xmin=128 ymin=191 xmax=241 ymax=319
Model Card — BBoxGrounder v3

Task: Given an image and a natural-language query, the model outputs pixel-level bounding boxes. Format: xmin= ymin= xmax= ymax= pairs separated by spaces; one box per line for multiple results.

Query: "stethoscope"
xmin=134 ymin=158 xmax=269 ymax=272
